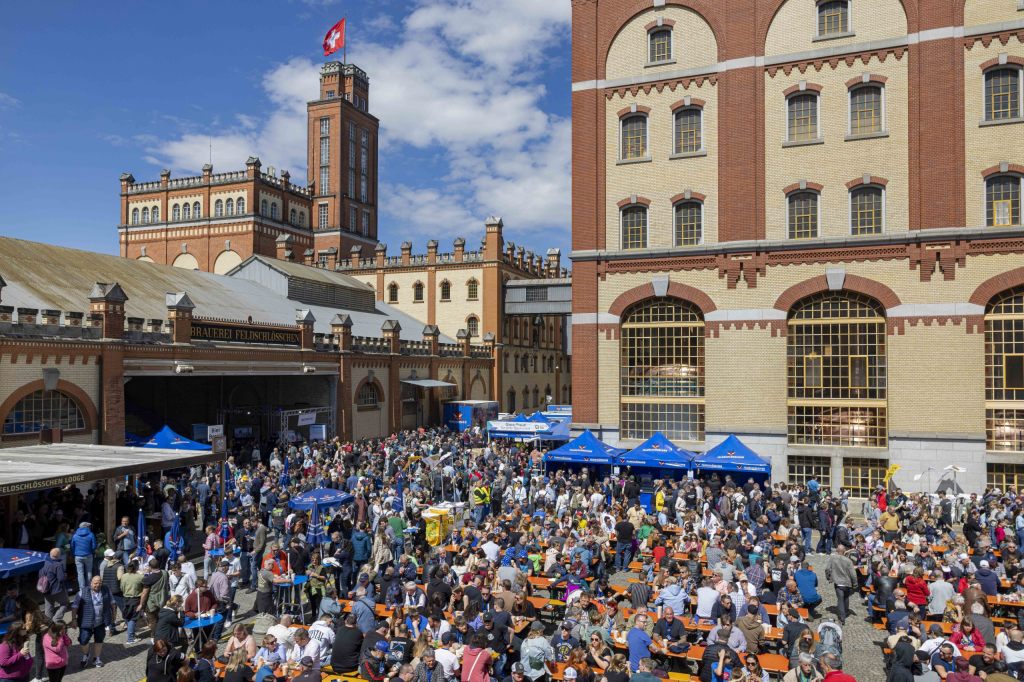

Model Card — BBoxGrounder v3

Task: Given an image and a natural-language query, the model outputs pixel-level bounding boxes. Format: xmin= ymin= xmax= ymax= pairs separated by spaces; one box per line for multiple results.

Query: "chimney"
xmin=350 ymin=245 xmax=363 ymax=267
xmin=427 ymin=240 xmax=438 ymax=265
xmin=65 ymin=312 xmax=84 ymax=327
xmin=165 ymin=292 xmax=195 ymax=344
xmin=146 ymin=319 xmax=164 ymax=333
xmin=457 ymin=328 xmax=472 ymax=356
xmin=202 ymin=163 xmax=213 ymax=184
xmin=401 ymin=241 xmax=412 ymax=265
xmin=516 ymin=246 xmax=525 ymax=270
xmin=275 ymin=234 xmax=293 ymax=261
xmin=303 ymin=248 xmax=315 ymax=266
xmin=41 ymin=309 xmax=61 ymax=326
xmin=281 ymin=170 xmax=291 ymax=189
xmin=17 ymin=308 xmax=38 ymax=325
xmin=88 ymin=282 xmax=129 ymax=340
xmin=375 ymin=242 xmax=387 ymax=267
xmin=382 ymin=319 xmax=402 ymax=354
xmin=454 ymin=237 xmax=466 ymax=263
xmin=331 ymin=314 xmax=353 ymax=351
xmin=505 ymin=241 xmax=515 ymax=262
xmin=484 ymin=216 xmax=503 ymax=260
xmin=245 ymin=156 xmax=261 ymax=179
xmin=160 ymin=169 xmax=170 ymax=188
xmin=119 ymin=173 xmax=135 ymax=192
xmin=296 ymin=309 xmax=316 ymax=350
xmin=546 ymin=248 xmax=561 ymax=276
xmin=422 ymin=324 xmax=440 ymax=355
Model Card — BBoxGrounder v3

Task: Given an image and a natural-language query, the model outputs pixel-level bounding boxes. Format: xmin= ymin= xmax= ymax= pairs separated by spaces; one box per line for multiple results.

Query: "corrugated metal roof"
xmin=0 ymin=238 xmax=451 ymax=342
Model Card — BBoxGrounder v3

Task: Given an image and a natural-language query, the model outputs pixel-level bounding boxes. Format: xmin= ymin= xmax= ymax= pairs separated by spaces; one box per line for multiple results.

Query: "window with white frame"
xmin=214 ymin=199 xmax=224 ymax=217
xmin=290 ymin=208 xmax=297 ymax=225
xmin=131 ymin=208 xmax=139 ymax=225
xmin=648 ymin=29 xmax=672 ymax=63
xmin=850 ymin=186 xmax=884 ymax=235
xmin=192 ymin=201 xmax=201 ymax=218
xmin=787 ymin=94 xmax=819 ymax=142
xmin=350 ymin=206 xmax=358 ymax=231
xmin=467 ymin=279 xmax=479 ymax=301
xmin=225 ymin=198 xmax=234 ymax=215
xmin=988 ymin=175 xmax=1022 ymax=227
xmin=318 ymin=203 xmax=329 ymax=229
xmin=621 ymin=205 xmax=648 ymax=249
xmin=673 ymin=108 xmax=702 ymax=154
xmin=817 ymin=0 xmax=850 ymax=37
xmin=620 ymin=115 xmax=647 ymax=160
xmin=674 ymin=201 xmax=703 ymax=246
xmin=320 ymin=166 xmax=329 ymax=194
xmin=388 ymin=283 xmax=399 ymax=303
xmin=849 ymin=85 xmax=883 ymax=135
xmin=788 ymin=191 xmax=819 ymax=239
xmin=362 ymin=210 xmax=370 ymax=234
xmin=182 ymin=203 xmax=191 ymax=220
xmin=985 ymin=67 xmax=1022 ymax=121
xmin=152 ymin=206 xmax=159 ymax=222
xmin=172 ymin=204 xmax=181 ymax=221
xmin=467 ymin=316 xmax=479 ymax=337
xmin=236 ymin=198 xmax=245 ymax=214
xmin=270 ymin=202 xmax=279 ymax=220
xmin=141 ymin=207 xmax=149 ymax=224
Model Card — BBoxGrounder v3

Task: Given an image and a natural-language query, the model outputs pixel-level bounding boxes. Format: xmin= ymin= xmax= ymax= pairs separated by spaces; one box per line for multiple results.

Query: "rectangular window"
xmin=804 ymin=354 xmax=823 ymax=388
xmin=326 ymin=90 xmax=335 ymax=99
xmin=988 ymin=462 xmax=1024 ymax=489
xmin=620 ymin=116 xmax=647 ymax=160
xmin=360 ymin=176 xmax=367 ymax=203
xmin=851 ymin=187 xmax=883 ymax=235
xmin=1005 ymin=354 xmax=1024 ymax=389
xmin=525 ymin=288 xmax=549 ymax=302
xmin=361 ymin=129 xmax=369 ymax=148
xmin=320 ymin=118 xmax=330 ymax=136
xmin=348 ymin=173 xmax=356 ymax=198
xmin=988 ymin=177 xmax=1021 ymax=227
xmin=362 ymin=210 xmax=370 ymax=234
xmin=648 ymin=30 xmax=672 ymax=63
xmin=360 ymin=147 xmax=368 ymax=170
xmin=318 ymin=204 xmax=328 ymax=229
xmin=787 ymin=95 xmax=819 ymax=142
xmin=319 ymin=167 xmax=329 ymax=194
xmin=788 ymin=193 xmax=819 ymax=239
xmin=621 ymin=207 xmax=648 ymax=250
xmin=674 ymin=109 xmax=702 ymax=154
xmin=987 ymin=410 xmax=1024 ymax=451
xmin=350 ymin=206 xmax=358 ymax=231
xmin=849 ymin=355 xmax=869 ymax=388
xmin=349 ymin=142 xmax=356 ymax=167
xmin=842 ymin=457 xmax=888 ymax=498
xmin=818 ymin=0 xmax=849 ymax=36
xmin=320 ymin=136 xmax=330 ymax=163
xmin=788 ymin=455 xmax=832 ymax=489
xmin=986 ymin=69 xmax=1021 ymax=121
xmin=850 ymin=86 xmax=882 ymax=135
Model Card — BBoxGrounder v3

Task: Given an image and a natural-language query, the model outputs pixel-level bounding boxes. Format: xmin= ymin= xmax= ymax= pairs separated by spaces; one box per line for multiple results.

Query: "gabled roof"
xmin=230 ymin=254 xmax=373 ymax=291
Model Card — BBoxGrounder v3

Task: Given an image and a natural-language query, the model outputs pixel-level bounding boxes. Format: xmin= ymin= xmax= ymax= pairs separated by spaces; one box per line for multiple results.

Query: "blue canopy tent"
xmin=536 ymin=419 xmax=572 ymax=442
xmin=288 ymin=488 xmax=355 ymax=511
xmin=694 ymin=435 xmax=771 ymax=481
xmin=124 ymin=433 xmax=146 ymax=447
xmin=141 ymin=426 xmax=211 ymax=451
xmin=543 ymin=431 xmax=624 ymax=475
xmin=0 ymin=549 xmax=47 ymax=579
xmin=527 ymin=412 xmax=551 ymax=423
xmin=617 ymin=432 xmax=696 ymax=511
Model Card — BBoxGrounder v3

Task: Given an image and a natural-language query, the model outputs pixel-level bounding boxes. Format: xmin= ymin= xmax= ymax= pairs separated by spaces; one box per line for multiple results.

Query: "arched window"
xmin=620 ymin=115 xmax=647 ymax=160
xmin=817 ymin=0 xmax=849 ymax=37
xmin=466 ymin=279 xmax=479 ymax=301
xmin=674 ymin=201 xmax=703 ymax=246
xmin=387 ymin=282 xmax=399 ymax=303
xmin=172 ymin=204 xmax=181 ymax=221
xmin=467 ymin=316 xmax=479 ymax=337
xmin=298 ymin=211 xmax=306 ymax=227
xmin=987 ymin=175 xmax=1021 ymax=227
xmin=507 ymin=388 xmax=516 ymax=413
xmin=356 ymin=382 xmax=381 ymax=409
xmin=141 ymin=207 xmax=150 ymax=224
xmin=214 ymin=199 xmax=224 ymax=217
xmin=648 ymin=28 xmax=672 ymax=63
xmin=181 ymin=202 xmax=191 ymax=220
xmin=192 ymin=201 xmax=201 ymax=218
xmin=673 ymin=108 xmax=702 ymax=155
xmin=621 ymin=205 xmax=648 ymax=250
xmin=131 ymin=208 xmax=139 ymax=225
xmin=440 ymin=280 xmax=452 ymax=302
xmin=225 ymin=198 xmax=234 ymax=216
xmin=787 ymin=291 xmax=887 ymax=448
xmin=985 ymin=67 xmax=1021 ymax=122
xmin=236 ymin=198 xmax=245 ymax=214
xmin=2 ymin=389 xmax=85 ymax=434
xmin=849 ymin=85 xmax=883 ymax=136
xmin=413 ymin=282 xmax=424 ymax=302
xmin=787 ymin=94 xmax=819 ymax=142
xmin=532 ymin=387 xmax=540 ymax=408
xmin=850 ymin=186 xmax=884 ymax=235
xmin=620 ymin=297 xmax=705 ymax=441
xmin=788 ymin=191 xmax=819 ymax=239
xmin=270 ymin=202 xmax=279 ymax=220
xmin=261 ymin=199 xmax=268 ymax=216
xmin=522 ymin=354 xmax=529 ymax=372
xmin=152 ymin=206 xmax=159 ymax=222
xmin=986 ymin=286 xmax=1024 ymax=451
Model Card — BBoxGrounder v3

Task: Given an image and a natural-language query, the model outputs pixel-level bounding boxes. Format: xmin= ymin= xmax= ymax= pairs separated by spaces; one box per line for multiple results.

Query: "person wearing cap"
xmin=501 ymin=661 xmax=529 ymax=682
xmin=362 ymin=639 xmax=392 ymax=682
xmin=98 ymin=548 xmax=125 ymax=636
xmin=550 ymin=620 xmax=580 ymax=663
xmin=331 ymin=613 xmax=365 ymax=673
xmin=976 ymin=559 xmax=999 ymax=597
xmin=480 ymin=610 xmax=512 ymax=675
xmin=291 ymin=655 xmax=322 ymax=682
xmin=70 ymin=521 xmax=97 ymax=593
xmin=361 ymin=620 xmax=392 ymax=659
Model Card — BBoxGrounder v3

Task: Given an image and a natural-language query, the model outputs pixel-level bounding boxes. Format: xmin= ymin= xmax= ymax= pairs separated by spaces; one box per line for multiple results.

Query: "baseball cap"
xmin=564 ymin=668 xmax=578 ymax=679
xmin=980 ymin=560 xmax=990 ymax=569
xmin=220 ymin=559 xmax=230 ymax=566
xmin=959 ymin=553 xmax=969 ymax=560
xmin=482 ymin=612 xmax=494 ymax=623
xmin=511 ymin=663 xmax=525 ymax=674
xmin=531 ymin=621 xmax=545 ymax=632
xmin=103 ymin=549 xmax=116 ymax=558
xmin=375 ymin=640 xmax=390 ymax=652
xmin=560 ymin=621 xmax=572 ymax=630
xmin=79 ymin=522 xmax=91 ymax=529
xmin=790 ymin=555 xmax=801 ymax=563
xmin=376 ymin=619 xmax=390 ymax=630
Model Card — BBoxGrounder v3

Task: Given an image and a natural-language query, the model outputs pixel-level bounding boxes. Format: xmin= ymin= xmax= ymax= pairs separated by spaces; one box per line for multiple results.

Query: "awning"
xmin=401 ymin=379 xmax=457 ymax=388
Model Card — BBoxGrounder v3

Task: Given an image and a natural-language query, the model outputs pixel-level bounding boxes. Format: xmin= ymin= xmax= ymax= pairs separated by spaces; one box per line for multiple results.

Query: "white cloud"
xmin=144 ymin=0 xmax=571 ymax=252
xmin=0 ymin=92 xmax=20 ymax=109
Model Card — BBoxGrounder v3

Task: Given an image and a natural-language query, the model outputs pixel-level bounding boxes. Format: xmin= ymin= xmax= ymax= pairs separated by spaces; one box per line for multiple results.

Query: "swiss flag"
xmin=323 ymin=18 xmax=346 ymax=57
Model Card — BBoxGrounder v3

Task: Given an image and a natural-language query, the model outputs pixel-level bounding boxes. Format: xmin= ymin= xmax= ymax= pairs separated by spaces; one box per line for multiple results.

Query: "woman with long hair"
xmin=222 ymin=648 xmax=254 ymax=682
xmin=585 ymin=630 xmax=612 ymax=671
xmin=600 ymin=654 xmax=629 ymax=682
xmin=566 ymin=648 xmax=595 ymax=682
xmin=0 ymin=622 xmax=33 ymax=682
xmin=41 ymin=622 xmax=70 ymax=682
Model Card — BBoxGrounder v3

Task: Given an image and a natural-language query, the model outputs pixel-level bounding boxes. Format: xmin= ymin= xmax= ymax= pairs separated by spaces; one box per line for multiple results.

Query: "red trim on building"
xmin=979 ymin=56 xmax=1024 ymax=71
xmin=982 ymin=164 xmax=1024 ymax=178
xmin=773 ymin=274 xmax=902 ymax=311
xmin=845 ymin=176 xmax=889 ymax=189
xmin=669 ymin=98 xmax=707 ymax=111
xmin=608 ymin=281 xmax=717 ymax=317
xmin=670 ymin=192 xmax=707 ymax=204
xmin=0 ymin=379 xmax=99 ymax=435
xmin=617 ymin=196 xmax=652 ymax=208
xmin=845 ymin=74 xmax=889 ymax=89
xmin=616 ymin=104 xmax=652 ymax=118
xmin=970 ymin=267 xmax=1024 ymax=307
xmin=782 ymin=82 xmax=823 ymax=97
xmin=644 ymin=18 xmax=677 ymax=31
xmin=782 ymin=182 xmax=824 ymax=195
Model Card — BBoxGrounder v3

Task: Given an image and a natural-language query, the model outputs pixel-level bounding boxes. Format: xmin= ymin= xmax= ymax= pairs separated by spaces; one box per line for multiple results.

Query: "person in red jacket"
xmin=904 ymin=568 xmax=931 ymax=610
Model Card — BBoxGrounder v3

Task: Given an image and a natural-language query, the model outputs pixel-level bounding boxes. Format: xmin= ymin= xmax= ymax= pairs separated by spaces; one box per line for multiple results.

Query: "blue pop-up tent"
xmin=141 ymin=426 xmax=211 ymax=451
xmin=288 ymin=487 xmax=355 ymax=510
xmin=694 ymin=435 xmax=771 ymax=475
xmin=543 ymin=430 xmax=624 ymax=465
xmin=618 ymin=432 xmax=695 ymax=470
xmin=527 ymin=412 xmax=551 ymax=423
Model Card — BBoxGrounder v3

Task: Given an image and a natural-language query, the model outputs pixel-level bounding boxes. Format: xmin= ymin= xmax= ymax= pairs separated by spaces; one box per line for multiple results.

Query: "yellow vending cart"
xmin=423 ymin=506 xmax=454 ymax=546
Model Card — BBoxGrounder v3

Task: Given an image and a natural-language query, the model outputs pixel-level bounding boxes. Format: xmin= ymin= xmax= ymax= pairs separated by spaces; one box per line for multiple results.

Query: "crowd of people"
xmin=1 ymin=426 xmax=1023 ymax=682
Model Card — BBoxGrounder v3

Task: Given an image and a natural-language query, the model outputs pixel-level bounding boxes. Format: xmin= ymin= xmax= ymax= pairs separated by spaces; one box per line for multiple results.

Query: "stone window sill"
xmin=845 ymin=130 xmax=889 ymax=141
xmin=440 ymin=298 xmax=451 ymax=303
xmin=980 ymin=117 xmax=1024 ymax=128
xmin=782 ymin=137 xmax=825 ymax=148
xmin=645 ymin=59 xmax=676 ymax=68
xmin=669 ymin=150 xmax=708 ymax=160
xmin=616 ymin=156 xmax=653 ymax=165
xmin=813 ymin=30 xmax=856 ymax=42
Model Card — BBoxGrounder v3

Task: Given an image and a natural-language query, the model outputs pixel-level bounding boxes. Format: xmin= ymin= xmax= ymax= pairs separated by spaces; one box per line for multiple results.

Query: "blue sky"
xmin=0 ymin=0 xmax=572 ymax=258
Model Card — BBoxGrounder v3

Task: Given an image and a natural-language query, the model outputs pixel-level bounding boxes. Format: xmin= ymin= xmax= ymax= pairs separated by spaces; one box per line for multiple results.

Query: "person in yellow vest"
xmin=654 ymin=484 xmax=666 ymax=515
xmin=472 ymin=484 xmax=490 ymax=525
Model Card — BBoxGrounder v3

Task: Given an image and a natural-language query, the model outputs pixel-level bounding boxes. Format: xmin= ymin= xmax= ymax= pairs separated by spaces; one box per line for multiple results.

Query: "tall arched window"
xmin=270 ymin=202 xmax=279 ymax=220
xmin=3 ymin=389 xmax=85 ymax=434
xmin=413 ymin=282 xmax=425 ymax=302
xmin=225 ymin=198 xmax=234 ymax=216
xmin=849 ymin=85 xmax=883 ymax=136
xmin=674 ymin=201 xmax=703 ymax=246
xmin=817 ymin=0 xmax=849 ymax=37
xmin=507 ymin=388 xmax=516 ymax=413
xmin=787 ymin=94 xmax=819 ymax=142
xmin=131 ymin=208 xmax=139 ymax=225
xmin=387 ymin=282 xmax=399 ymax=303
xmin=985 ymin=67 xmax=1021 ymax=122
xmin=141 ymin=207 xmax=150 ymax=224
xmin=673 ymin=108 xmax=702 ymax=155
xmin=236 ymin=198 xmax=245 ymax=214
xmin=440 ymin=280 xmax=452 ymax=301
xmin=466 ymin=279 xmax=479 ymax=301
xmin=356 ymin=382 xmax=381 ymax=409
xmin=298 ymin=211 xmax=306 ymax=227
xmin=620 ymin=297 xmax=705 ymax=441
xmin=532 ymin=386 xmax=540 ymax=408
xmin=260 ymin=199 xmax=268 ymax=216
xmin=648 ymin=28 xmax=672 ymax=63
xmin=181 ymin=203 xmax=191 ymax=220
xmin=214 ymin=199 xmax=224 ymax=217
xmin=787 ymin=291 xmax=887 ymax=448
xmin=850 ymin=186 xmax=884 ymax=235
xmin=620 ymin=115 xmax=647 ymax=160
xmin=172 ymin=204 xmax=181 ymax=221
xmin=621 ymin=205 xmax=648 ymax=250
xmin=985 ymin=286 xmax=1024 ymax=451
xmin=987 ymin=175 xmax=1021 ymax=227
xmin=192 ymin=201 xmax=201 ymax=218
xmin=467 ymin=316 xmax=479 ymax=337
xmin=152 ymin=206 xmax=159 ymax=222
xmin=788 ymin=191 xmax=819 ymax=239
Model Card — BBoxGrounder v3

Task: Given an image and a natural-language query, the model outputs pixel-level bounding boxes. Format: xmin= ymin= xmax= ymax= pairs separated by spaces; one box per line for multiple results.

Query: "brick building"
xmin=571 ymin=0 xmax=1024 ymax=494
xmin=118 ymin=62 xmax=379 ymax=273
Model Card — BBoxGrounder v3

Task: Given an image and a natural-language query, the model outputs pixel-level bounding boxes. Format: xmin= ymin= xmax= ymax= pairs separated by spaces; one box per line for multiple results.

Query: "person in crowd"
xmin=70 ymin=575 xmax=114 ymax=669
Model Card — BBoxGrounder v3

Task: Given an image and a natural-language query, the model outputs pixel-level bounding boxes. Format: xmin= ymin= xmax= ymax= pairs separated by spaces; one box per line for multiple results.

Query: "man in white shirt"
xmin=287 ymin=629 xmax=322 ymax=670
xmin=267 ymin=614 xmax=297 ymax=652
xmin=481 ymin=535 xmax=501 ymax=563
xmin=928 ymin=570 xmax=955 ymax=618
xmin=695 ymin=579 xmax=720 ymax=623
xmin=169 ymin=563 xmax=196 ymax=599
xmin=434 ymin=632 xmax=460 ymax=680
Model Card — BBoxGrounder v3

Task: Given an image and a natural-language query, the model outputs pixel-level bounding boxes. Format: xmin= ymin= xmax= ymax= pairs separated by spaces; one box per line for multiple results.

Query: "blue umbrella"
xmin=288 ymin=488 xmax=354 ymax=510
xmin=219 ymin=498 xmax=230 ymax=541
xmin=393 ymin=478 xmax=405 ymax=512
xmin=166 ymin=514 xmax=183 ymax=563
xmin=136 ymin=509 xmax=147 ymax=559
xmin=0 ymin=549 xmax=47 ymax=579
xmin=306 ymin=504 xmax=327 ymax=547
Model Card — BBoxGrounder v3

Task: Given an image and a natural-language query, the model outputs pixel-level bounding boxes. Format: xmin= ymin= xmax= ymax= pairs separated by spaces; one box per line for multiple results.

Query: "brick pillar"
xmin=547 ymin=248 xmax=562 ymax=277
xmin=276 ymin=234 xmax=293 ymax=261
xmin=119 ymin=173 xmax=134 ymax=229
xmin=296 ymin=309 xmax=316 ymax=350
xmin=400 ymin=241 xmax=412 ymax=265
xmin=423 ymin=325 xmax=440 ymax=356
xmin=165 ymin=292 xmax=194 ymax=344
xmin=454 ymin=237 xmax=465 ymax=263
xmin=99 ymin=345 xmax=125 ymax=446
xmin=88 ymin=282 xmax=128 ymax=340
xmin=332 ymin=314 xmax=354 ymax=440
xmin=350 ymin=245 xmax=363 ymax=268
xmin=483 ymin=216 xmax=503 ymax=260
xmin=382 ymin=320 xmax=402 ymax=354
xmin=331 ymin=314 xmax=353 ymax=351
xmin=457 ymin=328 xmax=471 ymax=356
xmin=484 ymin=332 xmax=501 ymax=402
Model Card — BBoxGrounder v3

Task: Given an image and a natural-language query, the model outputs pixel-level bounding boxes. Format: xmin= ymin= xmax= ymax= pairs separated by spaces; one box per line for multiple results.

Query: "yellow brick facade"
xmin=964 ymin=0 xmax=1024 ymax=28
xmin=763 ymin=0 xmax=908 ymax=58
xmin=604 ymin=6 xmax=717 ymax=82
xmin=0 ymin=353 xmax=100 ymax=448
xmin=350 ymin=365 xmax=390 ymax=441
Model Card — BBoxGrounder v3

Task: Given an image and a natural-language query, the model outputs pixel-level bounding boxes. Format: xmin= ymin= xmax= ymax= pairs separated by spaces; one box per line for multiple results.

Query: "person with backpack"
xmin=139 ymin=557 xmax=170 ymax=638
xmin=38 ymin=549 xmax=69 ymax=624
xmin=520 ymin=621 xmax=554 ymax=682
